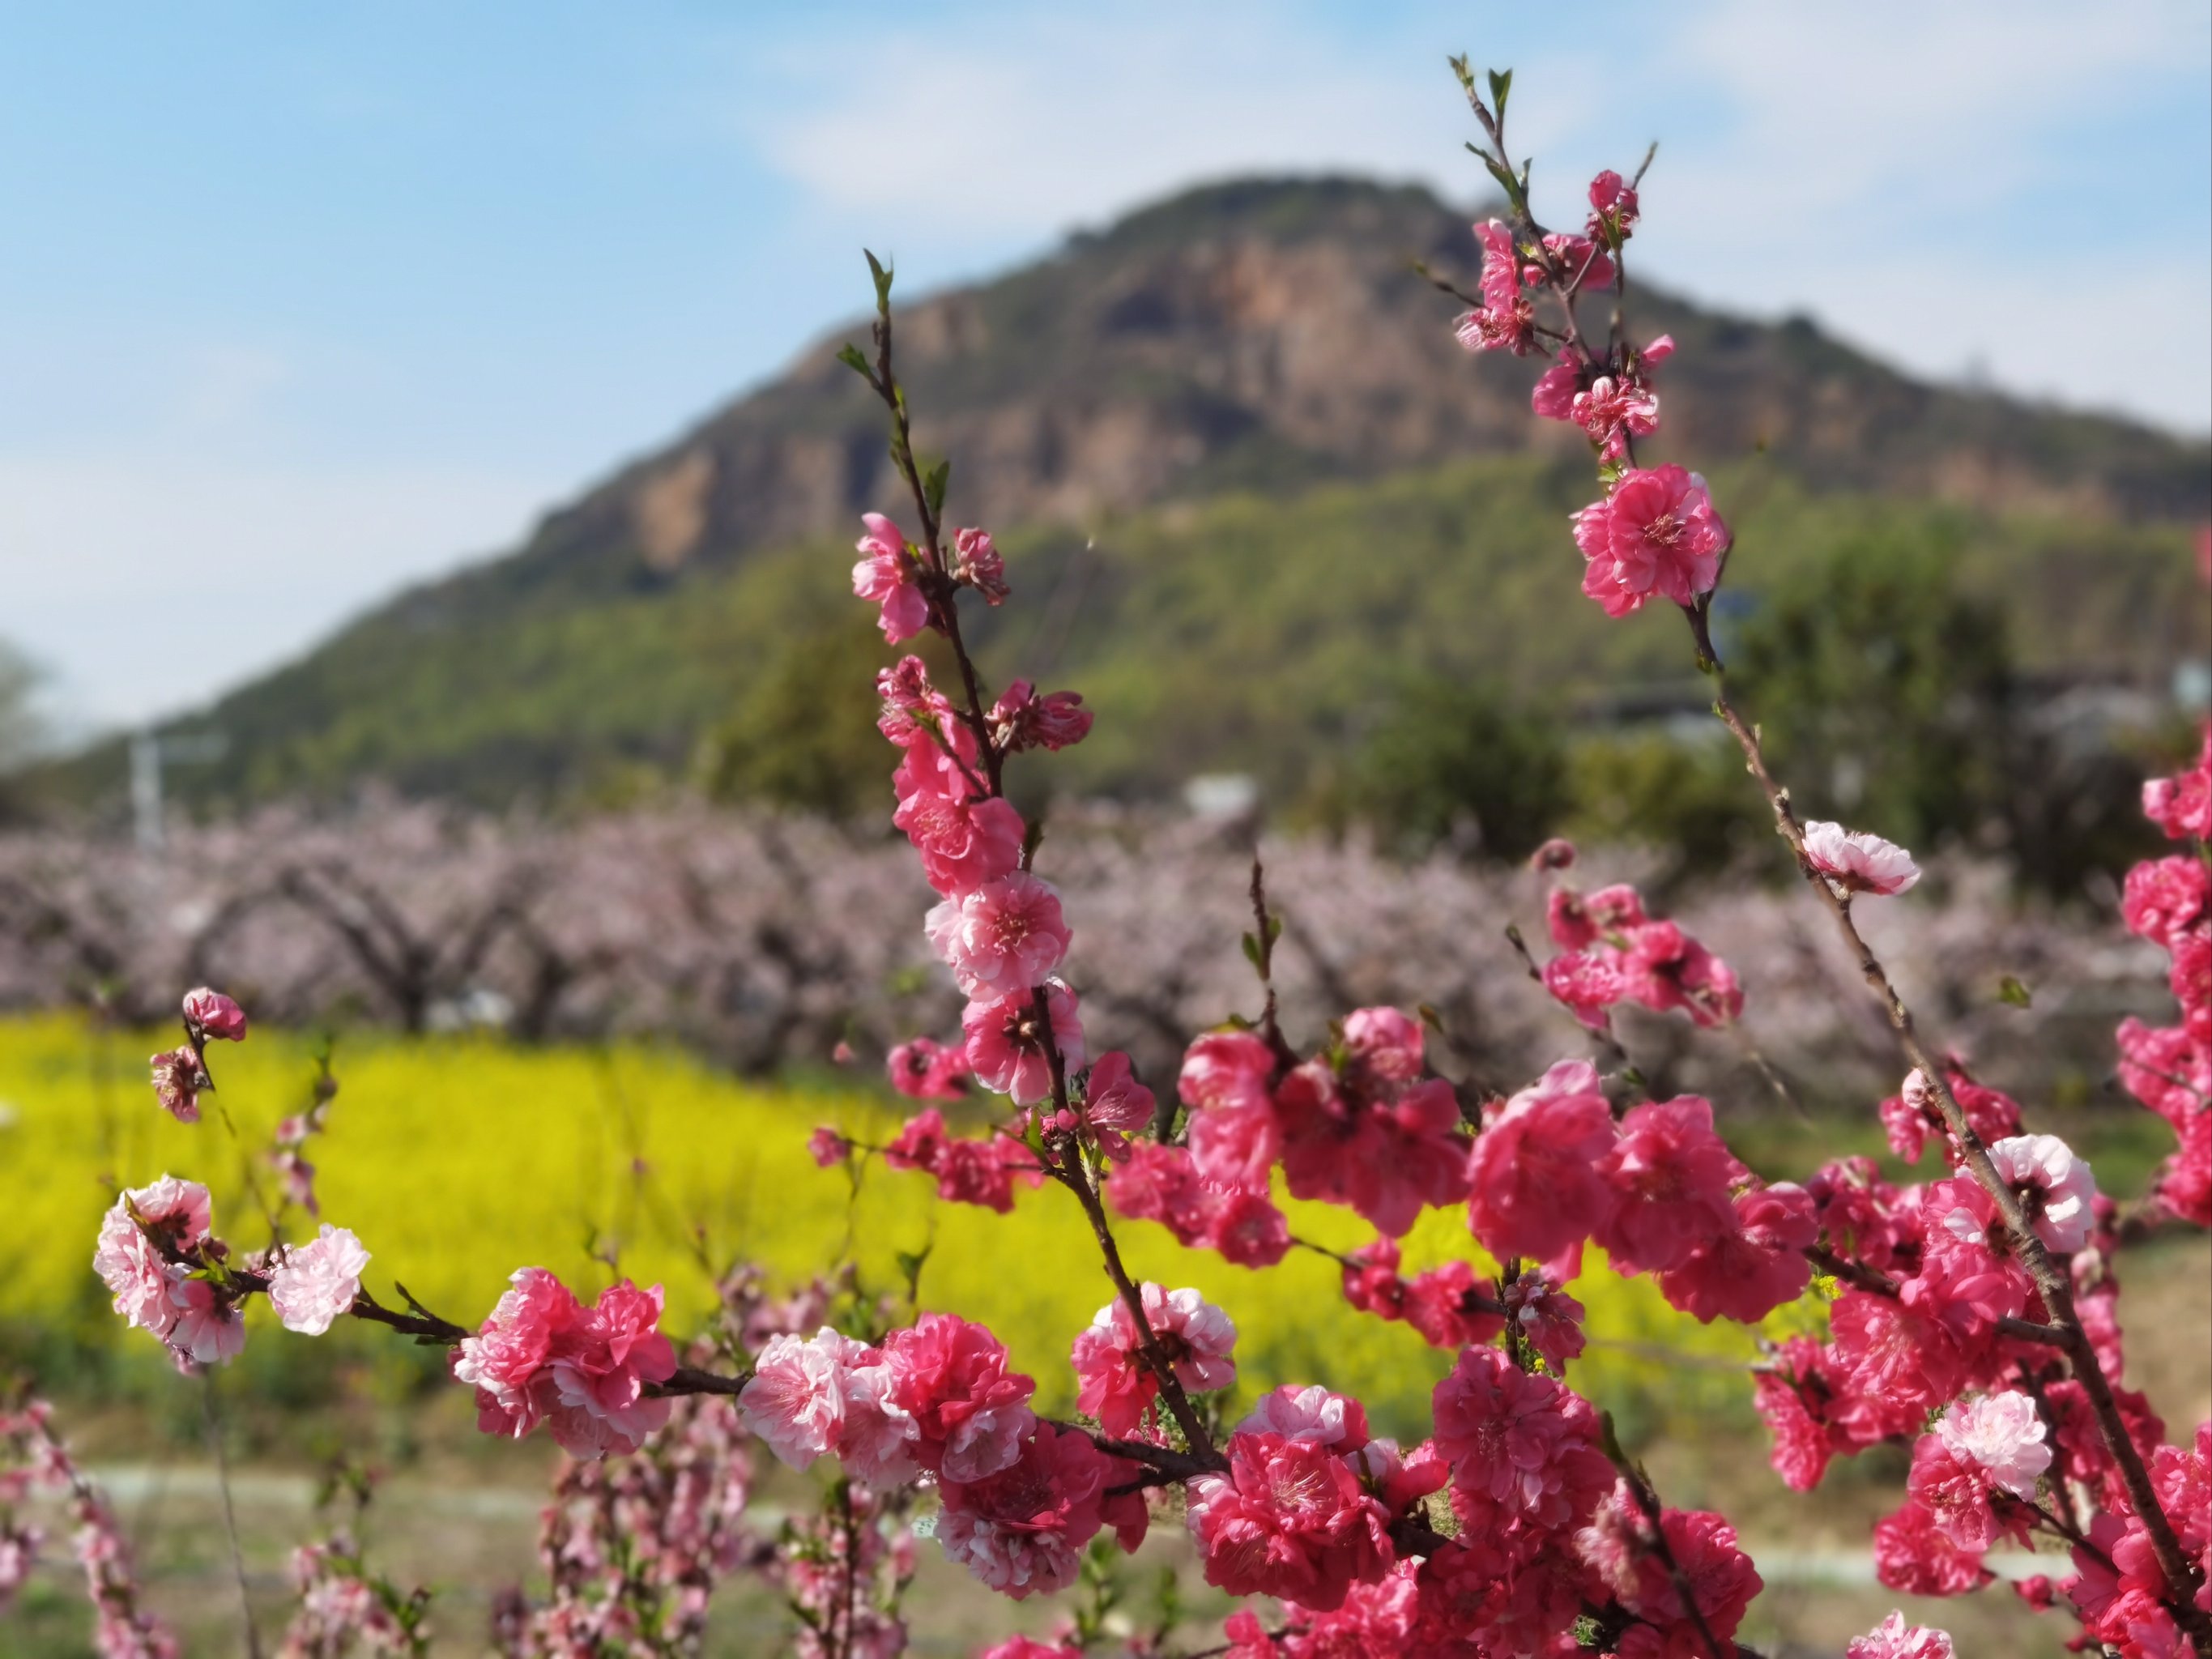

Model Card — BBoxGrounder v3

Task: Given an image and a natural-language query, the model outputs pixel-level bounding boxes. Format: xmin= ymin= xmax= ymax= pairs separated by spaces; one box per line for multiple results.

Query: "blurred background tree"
xmin=0 ymin=640 xmax=44 ymax=824
xmin=1312 ymin=674 xmax=1571 ymax=861
xmin=1729 ymin=532 xmax=2170 ymax=896
xmin=697 ymin=611 xmax=887 ymax=819
xmin=1731 ymin=529 xmax=2014 ymax=856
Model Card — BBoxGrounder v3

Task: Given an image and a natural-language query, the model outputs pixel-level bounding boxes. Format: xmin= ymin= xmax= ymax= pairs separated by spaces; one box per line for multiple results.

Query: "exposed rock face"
xmin=40 ymin=174 xmax=2201 ymax=817
xmin=509 ymin=175 xmax=2201 ymax=602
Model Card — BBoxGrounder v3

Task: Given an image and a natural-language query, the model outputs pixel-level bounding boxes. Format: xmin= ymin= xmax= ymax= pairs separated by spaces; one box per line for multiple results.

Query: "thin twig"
xmin=202 ymin=1371 xmax=264 ymax=1659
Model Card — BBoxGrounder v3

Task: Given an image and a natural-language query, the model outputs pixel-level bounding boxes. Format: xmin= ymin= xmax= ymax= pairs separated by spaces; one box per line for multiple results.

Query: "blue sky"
xmin=4 ymin=0 xmax=2207 ymax=734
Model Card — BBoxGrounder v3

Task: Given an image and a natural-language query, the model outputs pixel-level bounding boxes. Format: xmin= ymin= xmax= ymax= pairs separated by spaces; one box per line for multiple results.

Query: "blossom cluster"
xmin=1534 ymin=868 xmax=1745 ymax=1034
xmin=2 ymin=1388 xmax=177 ymax=1659
xmin=67 ymin=64 xmax=2212 ymax=1659
xmin=453 ymin=1269 xmax=679 ymax=1461
xmin=279 ymin=1508 xmax=430 ymax=1659
xmin=2118 ymin=727 xmax=2212 ymax=1227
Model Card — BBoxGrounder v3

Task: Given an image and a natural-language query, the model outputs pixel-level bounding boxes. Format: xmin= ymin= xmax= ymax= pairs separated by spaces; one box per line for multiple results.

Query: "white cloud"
xmin=0 ymin=451 xmax=551 ymax=732
xmin=1623 ymin=0 xmax=2211 ymax=431
xmin=740 ymin=0 xmax=2210 ymax=431
xmin=748 ymin=4 xmax=1467 ymax=241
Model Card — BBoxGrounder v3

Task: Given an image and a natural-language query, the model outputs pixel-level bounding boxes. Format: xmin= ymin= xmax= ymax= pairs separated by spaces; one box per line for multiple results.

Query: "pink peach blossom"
xmin=1205 ymin=1187 xmax=1293 ymax=1267
xmin=1570 ymin=375 xmax=1660 ymax=460
xmin=739 ymin=1327 xmax=867 ymax=1469
xmin=1935 ymin=1391 xmax=2051 ymax=1500
xmin=886 ymin=1038 xmax=970 ymax=1100
xmin=1274 ymin=1066 xmax=1468 ymax=1238
xmin=147 ymin=1048 xmax=202 ymax=1124
xmin=1401 ymin=1258 xmax=1507 ymax=1352
xmin=924 ymin=872 xmax=1072 ymax=997
xmin=1531 ymin=351 xmax=1584 ymax=420
xmin=164 ymin=1276 xmax=246 ymax=1366
xmin=892 ymin=788 xmax=1025 ymax=899
xmin=1184 ymin=1431 xmax=1394 ymax=1611
xmin=936 ymin=1422 xmax=1110 ymax=1598
xmin=1454 ymin=221 xmax=1536 ymax=356
xmin=1342 ymin=1005 xmax=1424 ymax=1081
xmin=1571 ymin=465 xmax=1729 ymax=617
xmin=2121 ymin=855 xmax=2207 ymax=949
xmin=1541 ymin=947 xmax=1626 ymax=1029
xmin=1987 ymin=1133 xmax=2099 ymax=1252
xmin=1656 ymin=1182 xmax=1818 ymax=1324
xmin=92 ymin=1205 xmax=181 ymax=1341
xmin=1236 ymin=1384 xmax=1370 ymax=1452
xmin=1071 ymin=1283 xmax=1236 ymax=1438
xmin=1541 ymin=232 xmax=1616 ymax=291
xmin=1180 ymin=1030 xmax=1283 ymax=1190
xmin=951 ymin=526 xmax=1009 ymax=603
xmin=1872 ymin=1499 xmax=1993 ymax=1597
xmin=990 ymin=680 xmax=1091 ymax=752
xmin=1432 ymin=1346 xmax=1612 ymax=1534
xmin=1593 ymin=1094 xmax=1741 ymax=1273
xmin=266 ymin=1225 xmax=368 ymax=1336
xmin=2143 ymin=723 xmax=2212 ymax=842
xmin=537 ymin=1279 xmax=678 ymax=1459
xmin=962 ymin=981 xmax=1085 ymax=1105
xmin=181 ymin=987 xmax=247 ymax=1041
xmin=851 ymin=512 xmax=928 ymax=643
xmin=1803 ymin=821 xmax=1922 ymax=897
xmin=881 ymin=1312 xmax=1037 ymax=1482
xmin=1587 ymin=168 xmax=1640 ymax=240
xmin=1079 ymin=1050 xmax=1154 ymax=1149
xmin=1465 ymin=1060 xmax=1617 ymax=1265
xmin=1848 ymin=1612 xmax=1956 ymax=1659
xmin=453 ymin=1267 xmax=584 ymax=1439
xmin=1502 ymin=1267 xmax=1588 ymax=1373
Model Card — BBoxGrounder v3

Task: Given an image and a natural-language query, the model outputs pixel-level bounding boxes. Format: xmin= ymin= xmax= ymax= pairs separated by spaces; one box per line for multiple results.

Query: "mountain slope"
xmin=43 ymin=175 xmax=2212 ymax=814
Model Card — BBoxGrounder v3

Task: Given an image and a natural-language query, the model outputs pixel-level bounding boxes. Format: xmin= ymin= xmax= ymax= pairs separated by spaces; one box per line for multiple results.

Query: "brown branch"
xmin=1611 ymin=1454 xmax=1728 ymax=1659
xmin=1689 ymin=607 xmax=2209 ymax=1640
xmin=651 ymin=1365 xmax=752 ymax=1400
xmin=852 ymin=269 xmax=1222 ymax=1469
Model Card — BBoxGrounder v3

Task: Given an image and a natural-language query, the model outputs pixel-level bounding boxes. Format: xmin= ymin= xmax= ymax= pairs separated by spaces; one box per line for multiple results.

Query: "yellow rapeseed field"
xmin=0 ymin=1014 xmax=1796 ymax=1435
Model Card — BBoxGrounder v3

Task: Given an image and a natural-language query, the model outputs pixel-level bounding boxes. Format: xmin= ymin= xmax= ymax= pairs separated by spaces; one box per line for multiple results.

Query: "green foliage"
xmin=39 ymin=456 xmax=2202 ymax=885
xmin=1313 ymin=674 xmax=1570 ymax=859
xmin=0 ymin=638 xmax=42 ymax=821
xmin=1730 ymin=527 xmax=2014 ymax=856
xmin=698 ymin=610 xmax=888 ymax=818
xmin=1728 ymin=527 xmax=2178 ymax=893
xmin=1562 ymin=728 xmax=1768 ymax=879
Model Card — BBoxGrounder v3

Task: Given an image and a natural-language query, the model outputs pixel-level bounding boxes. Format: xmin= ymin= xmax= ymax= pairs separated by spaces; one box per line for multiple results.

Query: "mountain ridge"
xmin=35 ymin=173 xmax=2212 ymax=816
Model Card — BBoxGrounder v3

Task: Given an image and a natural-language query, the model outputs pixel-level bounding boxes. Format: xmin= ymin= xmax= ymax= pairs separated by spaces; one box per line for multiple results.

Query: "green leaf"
xmin=1487 ymin=67 xmax=1511 ymax=115
xmin=1417 ymin=1002 xmax=1443 ymax=1032
xmin=835 ymin=342 xmax=870 ymax=379
xmin=863 ymin=249 xmax=893 ymax=309
xmin=1997 ymin=975 xmax=2034 ymax=1009
xmin=1478 ymin=151 xmax=1520 ymax=202
xmin=1241 ymin=931 xmax=1262 ymax=969
xmin=923 ymin=459 xmax=951 ymax=519
xmin=1266 ymin=912 xmax=1284 ymax=944
xmin=894 ymin=1245 xmax=931 ymax=1299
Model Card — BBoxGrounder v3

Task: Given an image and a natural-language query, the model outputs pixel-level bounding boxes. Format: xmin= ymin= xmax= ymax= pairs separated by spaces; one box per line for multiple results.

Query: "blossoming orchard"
xmin=11 ymin=61 xmax=2210 ymax=1659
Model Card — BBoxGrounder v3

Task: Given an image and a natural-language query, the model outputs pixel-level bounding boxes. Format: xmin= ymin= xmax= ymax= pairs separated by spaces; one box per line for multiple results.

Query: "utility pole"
xmin=130 ymin=730 xmax=228 ymax=853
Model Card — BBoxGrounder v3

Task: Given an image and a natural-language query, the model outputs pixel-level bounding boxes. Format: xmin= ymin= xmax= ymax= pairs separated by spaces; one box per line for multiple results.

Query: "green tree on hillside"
xmin=698 ymin=613 xmax=887 ymax=819
xmin=1319 ymin=674 xmax=1570 ymax=860
xmin=1733 ymin=533 xmax=2014 ymax=857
